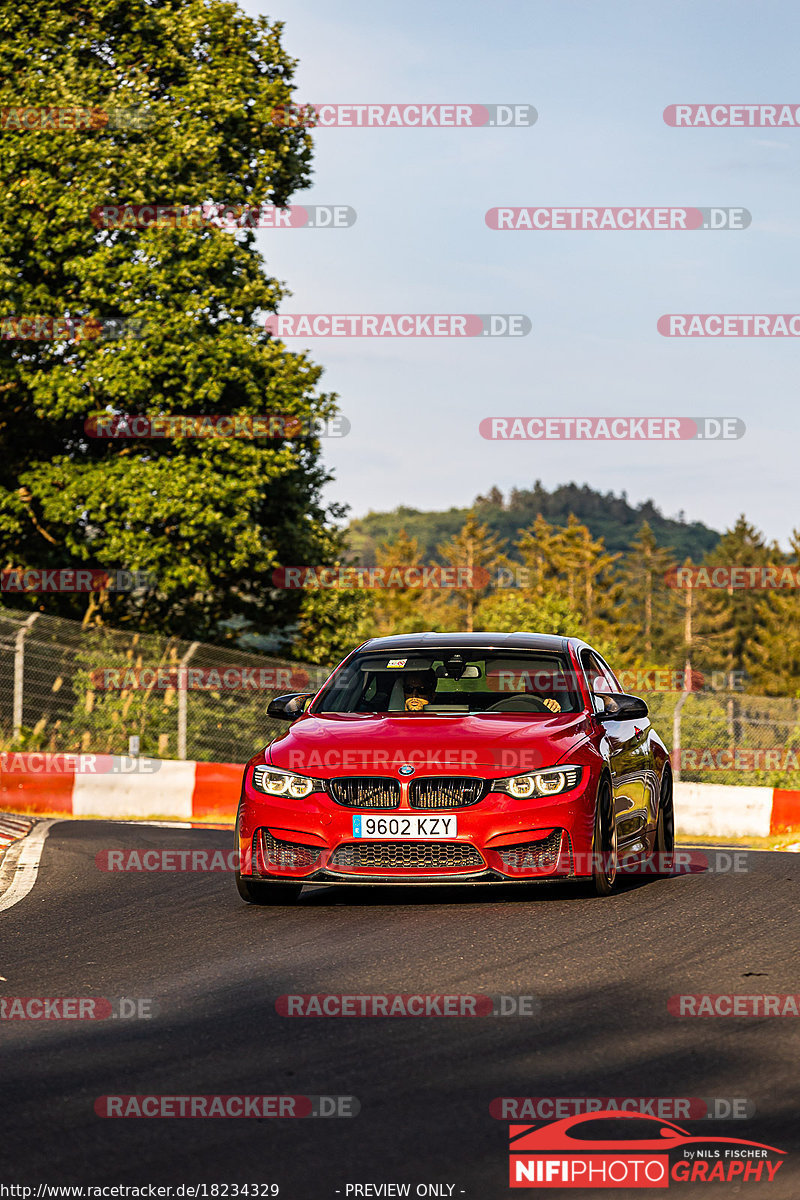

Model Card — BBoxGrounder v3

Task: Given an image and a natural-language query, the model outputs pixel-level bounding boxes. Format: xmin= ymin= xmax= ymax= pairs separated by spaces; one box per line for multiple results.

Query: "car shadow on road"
xmin=296 ymin=868 xmax=698 ymax=908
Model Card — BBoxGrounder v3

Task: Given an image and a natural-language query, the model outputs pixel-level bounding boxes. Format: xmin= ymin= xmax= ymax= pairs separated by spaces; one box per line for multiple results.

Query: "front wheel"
xmin=589 ymin=779 xmax=618 ymax=896
xmin=654 ymin=766 xmax=675 ymax=874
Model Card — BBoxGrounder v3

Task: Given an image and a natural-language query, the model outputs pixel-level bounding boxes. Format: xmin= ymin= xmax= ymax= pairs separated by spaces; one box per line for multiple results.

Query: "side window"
xmin=594 ymin=653 xmax=621 ymax=693
xmin=580 ymin=650 xmax=616 ymax=711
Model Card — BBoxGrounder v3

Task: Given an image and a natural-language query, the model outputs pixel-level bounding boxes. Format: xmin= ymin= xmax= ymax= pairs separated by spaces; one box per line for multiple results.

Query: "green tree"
xmin=693 ymin=516 xmax=777 ymax=679
xmin=0 ymin=0 xmax=338 ymax=644
xmin=346 ymin=483 xmax=720 ymax=563
xmin=474 ymin=589 xmax=576 ymax=636
xmin=745 ymin=530 xmax=800 ymax=696
xmin=437 ymin=513 xmax=506 ymax=632
xmin=368 ymin=529 xmax=448 ymax=635
xmin=515 ymin=514 xmax=561 ymax=595
xmin=556 ymin=515 xmax=620 ymax=623
xmin=292 ymin=585 xmax=375 ymax=668
xmin=616 ymin=522 xmax=680 ymax=659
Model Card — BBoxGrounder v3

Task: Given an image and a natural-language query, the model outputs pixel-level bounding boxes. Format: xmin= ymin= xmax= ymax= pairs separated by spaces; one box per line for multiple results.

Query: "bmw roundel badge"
xmin=398 ymin=764 xmax=415 ymax=776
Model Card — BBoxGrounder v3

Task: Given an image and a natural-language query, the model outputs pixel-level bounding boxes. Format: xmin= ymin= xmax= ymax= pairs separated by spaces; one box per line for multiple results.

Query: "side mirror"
xmin=595 ymin=692 xmax=649 ymax=721
xmin=267 ymin=692 xmax=314 ymax=721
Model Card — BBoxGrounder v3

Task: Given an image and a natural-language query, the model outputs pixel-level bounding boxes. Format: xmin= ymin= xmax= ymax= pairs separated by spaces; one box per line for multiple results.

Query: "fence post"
xmin=12 ymin=614 xmax=40 ymax=741
xmin=672 ymin=663 xmax=692 ymax=782
xmin=177 ymin=642 xmax=199 ymax=760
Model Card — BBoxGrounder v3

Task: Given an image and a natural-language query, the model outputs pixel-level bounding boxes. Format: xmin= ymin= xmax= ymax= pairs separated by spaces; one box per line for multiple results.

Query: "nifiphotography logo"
xmin=508 ymin=1111 xmax=785 ymax=1187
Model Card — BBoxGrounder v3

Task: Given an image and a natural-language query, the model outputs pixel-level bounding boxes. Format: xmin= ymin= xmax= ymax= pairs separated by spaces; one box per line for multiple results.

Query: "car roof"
xmin=358 ymin=631 xmax=576 ymax=653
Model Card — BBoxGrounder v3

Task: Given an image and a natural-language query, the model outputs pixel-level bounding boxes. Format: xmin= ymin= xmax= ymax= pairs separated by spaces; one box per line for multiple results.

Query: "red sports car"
xmin=235 ymin=633 xmax=673 ymax=903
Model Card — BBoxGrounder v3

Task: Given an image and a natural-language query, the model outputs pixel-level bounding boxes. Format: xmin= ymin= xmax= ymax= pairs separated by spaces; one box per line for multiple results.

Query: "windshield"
xmin=312 ymin=649 xmax=583 ymax=715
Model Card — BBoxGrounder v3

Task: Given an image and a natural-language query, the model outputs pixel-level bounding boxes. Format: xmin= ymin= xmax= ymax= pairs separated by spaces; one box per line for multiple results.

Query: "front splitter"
xmin=252 ymin=867 xmax=578 ymax=886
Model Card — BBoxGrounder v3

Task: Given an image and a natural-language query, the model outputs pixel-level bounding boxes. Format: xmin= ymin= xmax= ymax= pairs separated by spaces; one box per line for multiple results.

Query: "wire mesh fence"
xmin=645 ymin=691 xmax=800 ymax=787
xmin=0 ymin=607 xmax=331 ymax=764
xmin=2 ymin=604 xmax=800 ymax=784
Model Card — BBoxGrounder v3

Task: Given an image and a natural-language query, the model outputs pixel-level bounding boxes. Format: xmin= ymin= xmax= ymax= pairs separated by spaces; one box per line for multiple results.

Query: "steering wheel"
xmin=484 ymin=693 xmax=551 ymax=713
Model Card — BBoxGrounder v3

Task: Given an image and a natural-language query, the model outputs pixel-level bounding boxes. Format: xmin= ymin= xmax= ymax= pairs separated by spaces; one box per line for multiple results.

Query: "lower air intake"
xmin=329 ymin=841 xmax=484 ymax=871
xmin=496 ymin=830 xmax=566 ymax=875
xmin=256 ymin=830 xmax=322 ymax=873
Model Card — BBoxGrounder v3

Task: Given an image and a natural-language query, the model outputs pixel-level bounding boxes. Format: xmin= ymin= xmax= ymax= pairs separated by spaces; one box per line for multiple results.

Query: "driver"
xmin=499 ymin=693 xmax=562 ymax=712
xmin=515 ymin=669 xmax=562 ymax=712
xmin=402 ymin=670 xmax=438 ymax=712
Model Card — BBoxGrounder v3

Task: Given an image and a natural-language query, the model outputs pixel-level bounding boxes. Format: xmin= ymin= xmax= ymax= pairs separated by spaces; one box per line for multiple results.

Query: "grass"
xmin=676 ymin=831 xmax=800 ymax=851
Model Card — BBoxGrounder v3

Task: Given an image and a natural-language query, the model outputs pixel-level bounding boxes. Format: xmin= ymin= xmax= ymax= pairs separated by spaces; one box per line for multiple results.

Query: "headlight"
xmin=494 ymin=766 xmax=582 ymax=799
xmin=251 ymin=765 xmax=316 ymax=798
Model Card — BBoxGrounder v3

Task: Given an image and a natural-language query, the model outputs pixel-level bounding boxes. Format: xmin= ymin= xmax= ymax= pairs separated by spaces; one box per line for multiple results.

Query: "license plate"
xmin=352 ymin=815 xmax=458 ymax=839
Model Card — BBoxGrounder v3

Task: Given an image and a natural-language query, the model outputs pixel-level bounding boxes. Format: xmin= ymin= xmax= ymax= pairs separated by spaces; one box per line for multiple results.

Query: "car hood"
xmin=266 ymin=711 xmax=594 ymax=777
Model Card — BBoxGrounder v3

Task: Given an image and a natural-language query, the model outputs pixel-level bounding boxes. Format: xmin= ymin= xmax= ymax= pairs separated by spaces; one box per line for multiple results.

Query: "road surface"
xmin=1 ymin=819 xmax=798 ymax=1196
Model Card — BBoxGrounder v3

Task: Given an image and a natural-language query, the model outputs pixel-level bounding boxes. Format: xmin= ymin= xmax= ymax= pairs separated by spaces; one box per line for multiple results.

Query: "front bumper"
xmin=238 ymin=769 xmax=599 ymax=884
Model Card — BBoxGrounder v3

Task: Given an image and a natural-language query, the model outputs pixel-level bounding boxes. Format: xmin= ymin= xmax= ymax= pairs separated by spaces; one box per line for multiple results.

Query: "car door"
xmin=594 ymin=651 xmax=658 ymax=845
xmin=580 ymin=649 xmax=649 ymax=847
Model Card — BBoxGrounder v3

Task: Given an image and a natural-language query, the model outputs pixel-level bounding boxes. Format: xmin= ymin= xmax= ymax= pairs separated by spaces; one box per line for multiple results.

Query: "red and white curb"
xmin=0 ymin=818 xmax=58 ymax=913
xmin=0 ymin=755 xmax=243 ymax=821
xmin=0 ymin=812 xmax=35 ymax=855
xmin=1 ymin=755 xmax=799 ymax=836
xmin=675 ymin=782 xmax=800 ymax=838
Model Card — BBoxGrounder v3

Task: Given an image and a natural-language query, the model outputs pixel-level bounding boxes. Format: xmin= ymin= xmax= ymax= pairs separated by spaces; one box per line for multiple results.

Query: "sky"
xmin=239 ymin=0 xmax=800 ymax=545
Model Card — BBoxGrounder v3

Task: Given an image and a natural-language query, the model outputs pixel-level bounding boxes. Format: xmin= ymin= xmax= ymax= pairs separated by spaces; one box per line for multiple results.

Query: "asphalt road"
xmin=1 ymin=819 xmax=799 ymax=1197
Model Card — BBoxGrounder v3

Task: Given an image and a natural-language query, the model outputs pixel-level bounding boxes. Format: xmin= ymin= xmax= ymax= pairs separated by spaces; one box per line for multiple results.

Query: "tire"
xmin=235 ymin=873 xmax=303 ymax=905
xmin=589 ymin=779 xmax=618 ymax=896
xmin=654 ymin=766 xmax=675 ymax=874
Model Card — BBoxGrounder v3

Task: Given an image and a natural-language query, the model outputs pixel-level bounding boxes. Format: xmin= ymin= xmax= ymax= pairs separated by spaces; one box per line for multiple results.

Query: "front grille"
xmin=408 ymin=776 xmax=486 ymax=809
xmin=327 ymin=777 xmax=400 ymax=809
xmin=495 ymin=830 xmax=566 ymax=875
xmin=329 ymin=841 xmax=485 ymax=871
xmin=256 ymin=830 xmax=322 ymax=873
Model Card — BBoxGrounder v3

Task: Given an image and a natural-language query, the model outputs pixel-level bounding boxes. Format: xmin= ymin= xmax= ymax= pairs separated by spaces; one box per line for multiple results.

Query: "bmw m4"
xmin=235 ymin=633 xmax=673 ymax=902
